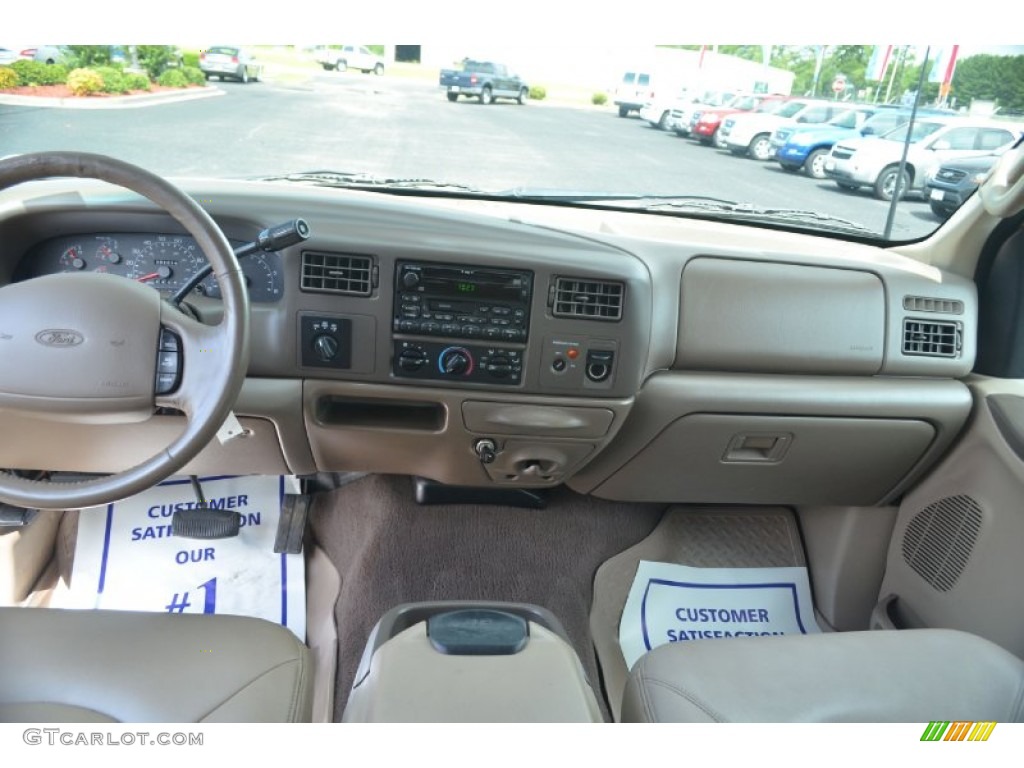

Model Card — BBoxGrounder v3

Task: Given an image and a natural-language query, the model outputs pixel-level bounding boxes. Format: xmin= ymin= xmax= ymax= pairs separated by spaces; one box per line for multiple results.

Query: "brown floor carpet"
xmin=308 ymin=474 xmax=666 ymax=721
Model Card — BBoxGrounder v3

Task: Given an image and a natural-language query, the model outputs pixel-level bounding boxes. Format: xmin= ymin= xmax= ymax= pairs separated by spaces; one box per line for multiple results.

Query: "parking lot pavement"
xmin=0 ymin=78 xmax=936 ymax=239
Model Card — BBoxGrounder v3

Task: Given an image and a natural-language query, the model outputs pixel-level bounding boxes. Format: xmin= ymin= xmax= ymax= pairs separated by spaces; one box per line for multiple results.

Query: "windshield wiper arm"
xmin=256 ymin=170 xmax=486 ymax=194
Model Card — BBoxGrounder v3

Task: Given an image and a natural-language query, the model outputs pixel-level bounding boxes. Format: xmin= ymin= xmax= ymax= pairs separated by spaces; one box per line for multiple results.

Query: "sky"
xmin=7 ymin=1 xmax=1023 ymax=48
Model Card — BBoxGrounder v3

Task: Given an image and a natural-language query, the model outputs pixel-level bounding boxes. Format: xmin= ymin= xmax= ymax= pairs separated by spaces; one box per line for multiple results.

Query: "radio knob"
xmin=398 ymin=346 xmax=428 ymax=372
xmin=439 ymin=346 xmax=473 ymax=376
xmin=401 ymin=270 xmax=420 ymax=289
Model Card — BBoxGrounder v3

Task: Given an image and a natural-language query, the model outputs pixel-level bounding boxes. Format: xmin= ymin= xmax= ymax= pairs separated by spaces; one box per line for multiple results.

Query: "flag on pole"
xmin=929 ymin=45 xmax=960 ymax=84
xmin=865 ymin=45 xmax=893 ymax=82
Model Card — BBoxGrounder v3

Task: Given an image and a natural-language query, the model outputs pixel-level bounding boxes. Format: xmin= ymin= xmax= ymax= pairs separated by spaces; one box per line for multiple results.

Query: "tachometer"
xmin=196 ymin=250 xmax=284 ymax=303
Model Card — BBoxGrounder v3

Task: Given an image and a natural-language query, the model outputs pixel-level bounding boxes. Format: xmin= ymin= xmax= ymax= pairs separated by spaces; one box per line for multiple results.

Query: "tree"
xmin=951 ymin=54 xmax=1024 ymax=113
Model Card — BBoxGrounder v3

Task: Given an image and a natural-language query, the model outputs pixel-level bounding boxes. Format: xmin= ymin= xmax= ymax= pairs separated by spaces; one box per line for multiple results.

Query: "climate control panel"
xmin=392 ymin=340 xmax=523 ymax=385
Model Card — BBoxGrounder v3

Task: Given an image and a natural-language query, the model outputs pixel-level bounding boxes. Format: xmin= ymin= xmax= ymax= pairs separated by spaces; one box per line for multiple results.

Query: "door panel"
xmin=878 ymin=376 xmax=1024 ymax=657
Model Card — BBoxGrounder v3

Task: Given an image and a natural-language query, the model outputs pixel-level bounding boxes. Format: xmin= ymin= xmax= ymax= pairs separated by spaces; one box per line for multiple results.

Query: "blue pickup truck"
xmin=439 ymin=60 xmax=529 ymax=105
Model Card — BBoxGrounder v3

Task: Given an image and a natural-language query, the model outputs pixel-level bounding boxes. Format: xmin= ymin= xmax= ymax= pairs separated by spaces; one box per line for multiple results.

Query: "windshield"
xmin=828 ymin=110 xmax=866 ymax=129
xmin=3 ymin=36 xmax=1023 ymax=243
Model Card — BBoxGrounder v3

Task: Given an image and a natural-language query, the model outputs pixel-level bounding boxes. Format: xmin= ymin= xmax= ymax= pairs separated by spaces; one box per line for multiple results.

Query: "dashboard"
xmin=0 ymin=177 xmax=980 ymax=505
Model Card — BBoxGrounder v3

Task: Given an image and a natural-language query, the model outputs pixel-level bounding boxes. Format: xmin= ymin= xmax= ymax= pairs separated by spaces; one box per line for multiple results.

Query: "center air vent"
xmin=302 ymin=252 xmax=374 ymax=296
xmin=902 ymin=318 xmax=961 ymax=358
xmin=552 ymin=277 xmax=623 ymax=321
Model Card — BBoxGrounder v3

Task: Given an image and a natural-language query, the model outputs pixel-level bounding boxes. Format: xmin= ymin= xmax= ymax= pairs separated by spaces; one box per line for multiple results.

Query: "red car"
xmin=691 ymin=94 xmax=789 ymax=147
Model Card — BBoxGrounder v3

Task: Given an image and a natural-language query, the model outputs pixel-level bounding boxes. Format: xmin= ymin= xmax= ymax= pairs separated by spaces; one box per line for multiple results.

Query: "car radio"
xmin=392 ymin=261 xmax=533 ymax=385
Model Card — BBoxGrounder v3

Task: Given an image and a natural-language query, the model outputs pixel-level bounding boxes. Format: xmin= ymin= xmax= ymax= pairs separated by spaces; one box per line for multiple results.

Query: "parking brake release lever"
xmin=170 ymin=218 xmax=310 ymax=306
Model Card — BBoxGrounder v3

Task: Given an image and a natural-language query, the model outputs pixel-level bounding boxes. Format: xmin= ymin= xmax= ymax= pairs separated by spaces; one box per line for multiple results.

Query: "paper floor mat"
xmin=591 ymin=506 xmax=813 ymax=721
xmin=53 ymin=474 xmax=305 ymax=641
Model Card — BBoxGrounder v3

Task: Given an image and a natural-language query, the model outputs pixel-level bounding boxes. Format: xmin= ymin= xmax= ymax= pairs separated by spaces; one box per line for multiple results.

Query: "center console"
xmin=391 ymin=261 xmax=533 ymax=386
xmin=342 ymin=602 xmax=603 ymax=722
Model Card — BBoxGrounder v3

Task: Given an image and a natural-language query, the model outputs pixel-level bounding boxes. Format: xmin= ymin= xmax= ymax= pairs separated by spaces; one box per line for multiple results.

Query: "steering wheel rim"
xmin=0 ymin=151 xmax=249 ymax=510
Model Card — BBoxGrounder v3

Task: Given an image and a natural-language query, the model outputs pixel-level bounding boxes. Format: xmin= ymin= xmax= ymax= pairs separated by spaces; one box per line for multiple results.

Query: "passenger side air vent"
xmin=903 ymin=296 xmax=964 ymax=315
xmin=902 ymin=495 xmax=982 ymax=592
xmin=301 ymin=252 xmax=374 ymax=296
xmin=551 ymin=277 xmax=623 ymax=321
xmin=902 ymin=318 xmax=961 ymax=358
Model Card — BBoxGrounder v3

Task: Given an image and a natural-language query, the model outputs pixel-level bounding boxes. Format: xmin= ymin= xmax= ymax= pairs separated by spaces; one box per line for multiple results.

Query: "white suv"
xmin=316 ymin=45 xmax=385 ymax=75
xmin=720 ymin=100 xmax=841 ymax=160
xmin=824 ymin=118 xmax=1021 ymax=201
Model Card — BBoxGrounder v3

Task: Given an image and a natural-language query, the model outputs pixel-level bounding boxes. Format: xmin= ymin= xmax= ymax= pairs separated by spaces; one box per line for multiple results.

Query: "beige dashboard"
xmin=0 ymin=178 xmax=977 ymax=506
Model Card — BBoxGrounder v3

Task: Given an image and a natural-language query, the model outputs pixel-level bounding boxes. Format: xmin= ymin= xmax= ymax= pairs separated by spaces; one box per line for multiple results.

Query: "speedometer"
xmin=126 ymin=235 xmax=207 ymax=296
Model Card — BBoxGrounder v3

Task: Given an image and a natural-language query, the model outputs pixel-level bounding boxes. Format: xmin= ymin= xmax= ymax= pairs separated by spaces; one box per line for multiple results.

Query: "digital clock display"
xmin=456 ymin=282 xmax=477 ymax=293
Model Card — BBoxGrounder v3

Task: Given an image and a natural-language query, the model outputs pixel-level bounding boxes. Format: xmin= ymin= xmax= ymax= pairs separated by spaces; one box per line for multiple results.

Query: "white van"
xmin=613 ymin=71 xmax=653 ymax=117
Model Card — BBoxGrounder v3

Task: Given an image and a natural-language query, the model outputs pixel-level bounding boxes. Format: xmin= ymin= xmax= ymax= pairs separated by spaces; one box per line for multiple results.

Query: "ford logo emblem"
xmin=35 ymin=329 xmax=84 ymax=347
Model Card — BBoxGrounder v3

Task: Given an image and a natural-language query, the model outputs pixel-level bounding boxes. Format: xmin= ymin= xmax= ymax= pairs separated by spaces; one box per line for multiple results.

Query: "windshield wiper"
xmin=256 ymin=170 xmax=486 ymax=194
xmin=504 ymin=191 xmax=878 ymax=237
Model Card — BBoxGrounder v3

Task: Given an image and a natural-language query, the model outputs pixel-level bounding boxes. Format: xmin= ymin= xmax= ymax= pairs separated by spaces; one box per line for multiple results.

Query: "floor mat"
xmin=53 ymin=475 xmax=306 ymax=641
xmin=591 ymin=506 xmax=808 ymax=721
xmin=308 ymin=474 xmax=666 ymax=721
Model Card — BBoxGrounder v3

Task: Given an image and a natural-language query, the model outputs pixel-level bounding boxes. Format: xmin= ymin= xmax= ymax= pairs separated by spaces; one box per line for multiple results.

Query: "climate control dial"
xmin=438 ymin=346 xmax=474 ymax=376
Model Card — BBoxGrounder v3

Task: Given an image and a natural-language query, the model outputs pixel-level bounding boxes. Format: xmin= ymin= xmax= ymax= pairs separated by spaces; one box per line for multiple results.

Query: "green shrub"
xmin=11 ymin=60 xmax=68 ymax=86
xmin=137 ymin=45 xmax=177 ymax=79
xmin=0 ymin=66 xmax=19 ymax=89
xmin=123 ymin=72 xmax=151 ymax=91
xmin=157 ymin=68 xmax=188 ymax=88
xmin=96 ymin=66 xmax=128 ymax=94
xmin=182 ymin=50 xmax=200 ymax=68
xmin=528 ymin=85 xmax=547 ymax=101
xmin=68 ymin=46 xmax=111 ymax=67
xmin=592 ymin=92 xmax=607 ymax=106
xmin=66 ymin=68 xmax=105 ymax=96
xmin=182 ymin=66 xmax=205 ymax=86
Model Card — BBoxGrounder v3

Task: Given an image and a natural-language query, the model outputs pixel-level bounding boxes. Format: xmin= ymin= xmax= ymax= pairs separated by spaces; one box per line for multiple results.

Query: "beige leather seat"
xmin=622 ymin=629 xmax=1024 ymax=723
xmin=0 ymin=607 xmax=312 ymax=722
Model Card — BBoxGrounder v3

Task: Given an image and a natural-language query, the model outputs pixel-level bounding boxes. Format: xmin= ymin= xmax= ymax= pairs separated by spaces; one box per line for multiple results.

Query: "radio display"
xmin=422 ymin=275 xmax=523 ymax=302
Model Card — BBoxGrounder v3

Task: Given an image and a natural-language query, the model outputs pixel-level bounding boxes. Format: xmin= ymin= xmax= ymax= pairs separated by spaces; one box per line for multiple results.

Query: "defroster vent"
xmin=552 ymin=277 xmax=623 ymax=321
xmin=902 ymin=318 xmax=961 ymax=358
xmin=302 ymin=252 xmax=374 ymax=296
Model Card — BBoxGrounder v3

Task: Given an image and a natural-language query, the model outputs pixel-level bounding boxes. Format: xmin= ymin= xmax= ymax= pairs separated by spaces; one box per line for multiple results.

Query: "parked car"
xmin=198 ymin=46 xmax=263 ymax=84
xmin=689 ymin=94 xmax=788 ymax=146
xmin=0 ymin=46 xmax=35 ymax=65
xmin=31 ymin=45 xmax=73 ymax=65
xmin=926 ymin=153 xmax=1003 ymax=219
xmin=773 ymin=107 xmax=881 ymax=178
xmin=667 ymin=90 xmax=738 ymax=136
xmin=439 ymin=60 xmax=528 ymax=104
xmin=825 ymin=118 xmax=1021 ymax=200
xmin=639 ymin=89 xmax=692 ymax=130
xmin=720 ymin=100 xmax=844 ymax=160
xmin=315 ymin=45 xmax=385 ymax=75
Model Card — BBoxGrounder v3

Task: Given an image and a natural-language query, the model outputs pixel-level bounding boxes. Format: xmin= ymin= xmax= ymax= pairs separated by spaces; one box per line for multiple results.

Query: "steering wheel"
xmin=0 ymin=152 xmax=249 ymax=510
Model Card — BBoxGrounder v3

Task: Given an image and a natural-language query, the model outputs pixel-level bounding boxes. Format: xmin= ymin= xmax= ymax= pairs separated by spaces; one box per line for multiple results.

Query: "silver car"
xmin=198 ymin=46 xmax=263 ymax=84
